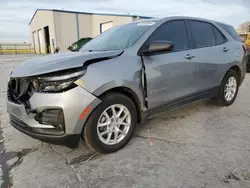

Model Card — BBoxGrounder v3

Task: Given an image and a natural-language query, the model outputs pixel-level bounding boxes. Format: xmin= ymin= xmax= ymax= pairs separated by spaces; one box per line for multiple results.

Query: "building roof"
xmin=29 ymin=9 xmax=152 ymax=25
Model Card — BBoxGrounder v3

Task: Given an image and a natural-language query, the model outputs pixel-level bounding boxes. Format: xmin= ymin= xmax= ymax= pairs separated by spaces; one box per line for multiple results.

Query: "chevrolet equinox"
xmin=7 ymin=17 xmax=246 ymax=153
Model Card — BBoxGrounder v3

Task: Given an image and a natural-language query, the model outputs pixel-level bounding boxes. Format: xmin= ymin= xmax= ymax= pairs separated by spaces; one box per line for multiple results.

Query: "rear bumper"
xmin=239 ymin=56 xmax=247 ymax=85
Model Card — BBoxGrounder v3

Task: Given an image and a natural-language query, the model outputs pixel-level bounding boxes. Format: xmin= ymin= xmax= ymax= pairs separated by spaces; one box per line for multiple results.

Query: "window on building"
xmin=100 ymin=22 xmax=113 ymax=33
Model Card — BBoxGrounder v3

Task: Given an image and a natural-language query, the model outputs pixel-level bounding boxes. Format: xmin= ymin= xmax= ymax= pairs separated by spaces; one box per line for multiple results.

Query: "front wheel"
xmin=215 ymin=70 xmax=239 ymax=106
xmin=83 ymin=93 xmax=137 ymax=153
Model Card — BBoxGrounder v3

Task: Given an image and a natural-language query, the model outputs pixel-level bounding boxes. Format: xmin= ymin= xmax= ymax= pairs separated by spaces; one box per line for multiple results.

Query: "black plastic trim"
xmin=140 ymin=56 xmax=148 ymax=108
xmin=148 ymin=87 xmax=219 ymax=117
xmin=10 ymin=115 xmax=80 ymax=148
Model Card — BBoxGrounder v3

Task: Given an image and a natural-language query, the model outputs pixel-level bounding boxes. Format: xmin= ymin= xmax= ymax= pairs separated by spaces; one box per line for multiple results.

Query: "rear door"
xmin=142 ymin=20 xmax=197 ymax=109
xmin=186 ymin=20 xmax=228 ymax=91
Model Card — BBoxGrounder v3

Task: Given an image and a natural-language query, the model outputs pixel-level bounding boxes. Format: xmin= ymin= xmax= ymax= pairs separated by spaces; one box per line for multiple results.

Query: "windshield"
xmin=80 ymin=22 xmax=153 ymax=51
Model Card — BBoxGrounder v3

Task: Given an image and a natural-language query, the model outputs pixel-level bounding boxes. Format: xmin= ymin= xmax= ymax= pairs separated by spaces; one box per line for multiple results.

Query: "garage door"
xmin=33 ymin=32 xmax=39 ymax=54
xmin=38 ymin=29 xmax=45 ymax=54
xmin=100 ymin=22 xmax=113 ymax=33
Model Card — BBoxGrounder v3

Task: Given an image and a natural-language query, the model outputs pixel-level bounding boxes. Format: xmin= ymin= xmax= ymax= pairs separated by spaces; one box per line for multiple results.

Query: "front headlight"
xmin=34 ymin=69 xmax=86 ymax=92
xmin=39 ymin=79 xmax=76 ymax=92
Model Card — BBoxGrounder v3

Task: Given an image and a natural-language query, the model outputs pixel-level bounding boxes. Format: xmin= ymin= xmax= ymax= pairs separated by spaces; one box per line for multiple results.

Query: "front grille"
xmin=7 ymin=87 xmax=16 ymax=103
xmin=8 ymin=78 xmax=33 ymax=109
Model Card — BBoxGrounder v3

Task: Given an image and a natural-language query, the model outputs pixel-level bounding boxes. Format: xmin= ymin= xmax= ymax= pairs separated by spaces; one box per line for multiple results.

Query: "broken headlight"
xmin=34 ymin=69 xmax=86 ymax=92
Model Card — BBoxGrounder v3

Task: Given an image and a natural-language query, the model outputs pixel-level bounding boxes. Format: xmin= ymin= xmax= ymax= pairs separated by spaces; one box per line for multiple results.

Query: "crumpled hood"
xmin=11 ymin=50 xmax=123 ymax=77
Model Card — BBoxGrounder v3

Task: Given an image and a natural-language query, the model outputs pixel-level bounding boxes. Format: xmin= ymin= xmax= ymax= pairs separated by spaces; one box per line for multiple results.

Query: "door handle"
xmin=184 ymin=54 xmax=196 ymax=60
xmin=223 ymin=47 xmax=229 ymax=52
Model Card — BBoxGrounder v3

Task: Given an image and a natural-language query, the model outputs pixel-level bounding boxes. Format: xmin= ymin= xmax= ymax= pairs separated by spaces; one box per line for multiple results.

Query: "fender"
xmin=76 ymin=79 xmax=144 ymax=109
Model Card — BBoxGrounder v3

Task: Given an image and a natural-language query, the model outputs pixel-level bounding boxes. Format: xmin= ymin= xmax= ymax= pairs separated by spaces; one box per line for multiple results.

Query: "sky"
xmin=0 ymin=0 xmax=250 ymax=43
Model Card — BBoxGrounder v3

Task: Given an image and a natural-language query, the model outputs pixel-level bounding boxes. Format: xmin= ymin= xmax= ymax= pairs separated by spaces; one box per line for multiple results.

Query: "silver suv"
xmin=7 ymin=17 xmax=246 ymax=153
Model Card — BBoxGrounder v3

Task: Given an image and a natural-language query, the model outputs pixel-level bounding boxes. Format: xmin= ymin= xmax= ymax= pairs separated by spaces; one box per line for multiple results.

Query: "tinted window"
xmin=190 ymin=21 xmax=216 ymax=48
xmin=148 ymin=20 xmax=189 ymax=51
xmin=213 ymin=26 xmax=226 ymax=44
xmin=218 ymin=23 xmax=241 ymax=42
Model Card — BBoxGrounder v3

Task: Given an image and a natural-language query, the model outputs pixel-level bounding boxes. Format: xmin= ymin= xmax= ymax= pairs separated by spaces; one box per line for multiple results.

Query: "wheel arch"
xmin=229 ymin=65 xmax=241 ymax=80
xmin=219 ymin=65 xmax=242 ymax=86
xmin=97 ymin=86 xmax=144 ymax=124
xmin=75 ymin=84 xmax=144 ymax=135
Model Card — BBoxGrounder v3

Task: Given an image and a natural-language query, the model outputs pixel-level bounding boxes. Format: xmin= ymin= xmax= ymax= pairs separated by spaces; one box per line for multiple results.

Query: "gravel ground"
xmin=1 ymin=54 xmax=250 ymax=188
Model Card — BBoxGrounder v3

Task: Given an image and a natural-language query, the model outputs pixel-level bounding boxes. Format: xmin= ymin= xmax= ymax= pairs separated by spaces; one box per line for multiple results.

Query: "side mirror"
xmin=140 ymin=41 xmax=174 ymax=56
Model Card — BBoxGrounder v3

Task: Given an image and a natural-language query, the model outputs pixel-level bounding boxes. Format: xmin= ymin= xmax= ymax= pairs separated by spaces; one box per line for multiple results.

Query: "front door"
xmin=142 ymin=20 xmax=197 ymax=109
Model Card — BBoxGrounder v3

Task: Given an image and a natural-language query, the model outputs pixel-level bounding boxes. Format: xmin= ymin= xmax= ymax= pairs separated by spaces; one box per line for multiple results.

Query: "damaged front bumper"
xmin=7 ymin=85 xmax=101 ymax=148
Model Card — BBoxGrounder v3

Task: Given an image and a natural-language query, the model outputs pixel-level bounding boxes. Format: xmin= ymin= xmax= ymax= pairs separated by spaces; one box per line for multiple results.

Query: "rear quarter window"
xmin=212 ymin=26 xmax=227 ymax=45
xmin=218 ymin=23 xmax=241 ymax=42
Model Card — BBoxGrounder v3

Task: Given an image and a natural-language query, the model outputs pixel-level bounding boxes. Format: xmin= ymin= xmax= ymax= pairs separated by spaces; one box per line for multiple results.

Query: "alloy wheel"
xmin=97 ymin=104 xmax=131 ymax=145
xmin=224 ymin=76 xmax=237 ymax=101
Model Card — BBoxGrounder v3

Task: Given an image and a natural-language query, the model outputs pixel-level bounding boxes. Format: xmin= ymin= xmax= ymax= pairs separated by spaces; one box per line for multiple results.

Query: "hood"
xmin=11 ymin=50 xmax=123 ymax=78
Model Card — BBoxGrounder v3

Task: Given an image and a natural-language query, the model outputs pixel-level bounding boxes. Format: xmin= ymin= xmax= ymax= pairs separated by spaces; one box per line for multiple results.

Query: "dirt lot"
xmin=1 ymin=54 xmax=250 ymax=188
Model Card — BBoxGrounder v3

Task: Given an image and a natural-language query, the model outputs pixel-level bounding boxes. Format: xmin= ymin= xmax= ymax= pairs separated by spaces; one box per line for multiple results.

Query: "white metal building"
xmin=29 ymin=9 xmax=151 ymax=54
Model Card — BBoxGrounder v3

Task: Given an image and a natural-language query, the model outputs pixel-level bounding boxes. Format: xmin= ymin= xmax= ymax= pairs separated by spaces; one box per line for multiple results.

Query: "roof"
xmin=143 ymin=16 xmax=230 ymax=26
xmin=29 ymin=9 xmax=152 ymax=25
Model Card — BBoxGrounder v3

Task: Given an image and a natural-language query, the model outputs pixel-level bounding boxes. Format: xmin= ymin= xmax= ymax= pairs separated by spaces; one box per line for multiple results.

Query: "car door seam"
xmin=140 ymin=56 xmax=148 ymax=108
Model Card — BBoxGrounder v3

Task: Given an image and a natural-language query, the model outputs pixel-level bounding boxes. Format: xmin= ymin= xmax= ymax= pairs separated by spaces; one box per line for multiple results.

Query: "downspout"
xmin=76 ymin=13 xmax=80 ymax=40
xmin=52 ymin=10 xmax=58 ymax=53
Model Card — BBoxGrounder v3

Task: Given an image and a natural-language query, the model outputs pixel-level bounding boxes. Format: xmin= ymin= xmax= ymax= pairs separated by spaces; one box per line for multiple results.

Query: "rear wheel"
xmin=215 ymin=70 xmax=239 ymax=106
xmin=83 ymin=93 xmax=137 ymax=153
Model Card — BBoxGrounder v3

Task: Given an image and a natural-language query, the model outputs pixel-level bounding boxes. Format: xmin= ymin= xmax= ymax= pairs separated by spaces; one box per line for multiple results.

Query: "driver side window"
xmin=147 ymin=20 xmax=189 ymax=52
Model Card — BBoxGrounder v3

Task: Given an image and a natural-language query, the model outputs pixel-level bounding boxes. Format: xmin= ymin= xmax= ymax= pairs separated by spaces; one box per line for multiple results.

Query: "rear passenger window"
xmin=190 ymin=21 xmax=216 ymax=48
xmin=148 ymin=20 xmax=189 ymax=52
xmin=213 ymin=26 xmax=226 ymax=45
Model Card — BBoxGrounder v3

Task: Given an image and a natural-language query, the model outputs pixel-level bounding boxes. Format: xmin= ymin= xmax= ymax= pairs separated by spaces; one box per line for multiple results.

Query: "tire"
xmin=247 ymin=55 xmax=250 ymax=72
xmin=215 ymin=70 xmax=239 ymax=106
xmin=246 ymin=65 xmax=250 ymax=73
xmin=83 ymin=92 xmax=137 ymax=153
